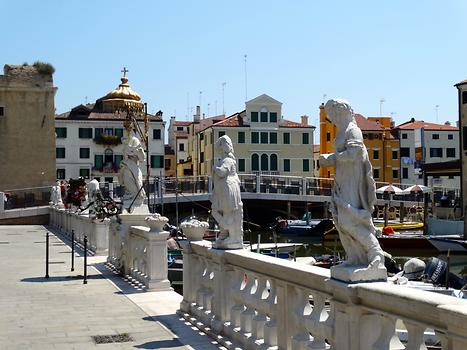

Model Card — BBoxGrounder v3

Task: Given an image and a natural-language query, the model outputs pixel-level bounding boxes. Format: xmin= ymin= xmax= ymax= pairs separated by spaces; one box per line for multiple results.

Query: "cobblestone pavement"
xmin=0 ymin=225 xmax=190 ymax=350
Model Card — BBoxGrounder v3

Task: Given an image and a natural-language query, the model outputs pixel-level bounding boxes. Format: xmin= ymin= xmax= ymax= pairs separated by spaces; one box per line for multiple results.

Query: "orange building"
xmin=319 ymin=104 xmax=400 ymax=183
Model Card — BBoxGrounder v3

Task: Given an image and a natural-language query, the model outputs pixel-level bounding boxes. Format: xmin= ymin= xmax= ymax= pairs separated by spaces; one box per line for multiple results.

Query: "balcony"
xmin=93 ymin=134 xmax=122 ymax=146
xmin=92 ymin=163 xmax=120 ymax=174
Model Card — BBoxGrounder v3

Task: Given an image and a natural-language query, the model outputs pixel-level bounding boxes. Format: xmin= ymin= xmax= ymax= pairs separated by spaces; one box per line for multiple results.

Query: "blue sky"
xmin=1 ymin=1 xmax=466 ymax=131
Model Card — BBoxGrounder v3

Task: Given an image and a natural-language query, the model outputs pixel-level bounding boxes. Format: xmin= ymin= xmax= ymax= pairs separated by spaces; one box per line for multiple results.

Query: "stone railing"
xmin=49 ymin=206 xmax=109 ymax=255
xmin=107 ymin=214 xmax=172 ymax=291
xmin=179 ymin=241 xmax=467 ymax=350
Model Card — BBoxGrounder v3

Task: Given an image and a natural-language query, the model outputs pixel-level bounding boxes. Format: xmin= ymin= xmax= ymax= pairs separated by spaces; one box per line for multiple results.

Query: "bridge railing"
xmin=1 ymin=186 xmax=53 ymax=210
xmin=180 ymin=241 xmax=467 ymax=350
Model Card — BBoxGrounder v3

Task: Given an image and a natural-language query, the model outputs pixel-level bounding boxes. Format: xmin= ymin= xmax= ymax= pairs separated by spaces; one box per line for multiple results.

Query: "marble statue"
xmin=118 ymin=134 xmax=146 ymax=212
xmin=320 ymin=99 xmax=386 ymax=282
xmin=49 ymin=181 xmax=64 ymax=207
xmin=211 ymin=135 xmax=244 ymax=249
xmin=86 ymin=179 xmax=100 ymax=214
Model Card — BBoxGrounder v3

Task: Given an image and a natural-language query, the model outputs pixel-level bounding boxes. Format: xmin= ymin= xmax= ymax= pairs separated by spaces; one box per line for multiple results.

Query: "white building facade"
xmin=55 ymin=76 xmax=165 ymax=183
xmin=396 ymin=119 xmax=459 ymax=189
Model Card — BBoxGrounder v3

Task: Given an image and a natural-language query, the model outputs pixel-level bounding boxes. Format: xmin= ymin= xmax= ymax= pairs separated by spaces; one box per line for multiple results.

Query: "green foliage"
xmin=32 ymin=61 xmax=55 ymax=75
xmin=94 ymin=134 xmax=122 ymax=146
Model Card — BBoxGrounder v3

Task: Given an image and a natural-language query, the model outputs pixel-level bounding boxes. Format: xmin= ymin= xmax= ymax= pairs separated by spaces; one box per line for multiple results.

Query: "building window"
xmin=218 ymin=131 xmax=225 ymax=138
xmin=56 ymin=147 xmax=65 ymax=159
xmin=447 ymin=148 xmax=456 ymax=158
xmin=114 ymin=155 xmax=123 ymax=167
xmin=400 ymin=147 xmax=410 ymax=157
xmin=429 ymin=147 xmax=443 ymax=157
xmin=80 ymin=168 xmax=90 ymax=179
xmin=176 ymin=126 xmax=184 ymax=131
xmin=402 ymin=133 xmax=408 ymax=139
xmin=392 ymin=150 xmax=398 ymax=159
xmin=261 ymin=154 xmax=269 ymax=171
xmin=95 ymin=128 xmax=103 ymax=137
xmin=238 ymin=158 xmax=245 ymax=172
xmin=153 ymin=129 xmax=161 ymax=140
xmin=448 ymin=134 xmax=453 ymax=140
xmin=179 ymin=143 xmax=185 ymax=151
xmin=270 ymin=154 xmax=278 ymax=171
xmin=283 ymin=132 xmax=290 ymax=144
xmin=392 ymin=169 xmax=398 ymax=179
xmin=0 ymin=106 xmax=4 ymax=117
xmin=200 ymin=152 xmax=204 ymax=163
xmin=80 ymin=148 xmax=90 ymax=159
xmin=78 ymin=128 xmax=93 ymax=139
xmin=251 ymin=112 xmax=258 ymax=122
xmin=199 ymin=132 xmax=204 ymax=141
xmin=464 ymin=127 xmax=467 ymax=150
xmin=238 ymin=131 xmax=245 ymax=144
xmin=326 ymin=132 xmax=331 ymax=142
xmin=114 ymin=128 xmax=123 ymax=138
xmin=269 ymin=112 xmax=277 ymax=122
xmin=463 ymin=91 xmax=467 ymax=104
xmin=283 ymin=159 xmax=290 ymax=172
xmin=302 ymin=133 xmax=309 ymax=144
xmin=303 ymin=159 xmax=310 ymax=172
xmin=252 ymin=154 xmax=259 ymax=171
xmin=164 ymin=159 xmax=171 ymax=170
xmin=104 ymin=128 xmax=113 ymax=136
xmin=94 ymin=155 xmax=103 ymax=169
xmin=151 ymin=155 xmax=164 ymax=168
xmin=260 ymin=132 xmax=268 ymax=144
xmin=260 ymin=112 xmax=268 ymax=122
xmin=56 ymin=169 xmax=65 ymax=180
xmin=402 ymin=167 xmax=408 ymax=179
xmin=56 ymin=127 xmax=67 ymax=138
xmin=270 ymin=132 xmax=277 ymax=144
xmin=432 ymin=134 xmax=440 ymax=140
xmin=373 ymin=168 xmax=380 ymax=179
xmin=252 ymin=132 xmax=259 ymax=144
xmin=373 ymin=149 xmax=379 ymax=160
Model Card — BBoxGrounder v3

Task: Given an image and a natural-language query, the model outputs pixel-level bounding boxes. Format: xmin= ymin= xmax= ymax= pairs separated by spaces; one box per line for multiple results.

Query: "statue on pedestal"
xmin=320 ymin=99 xmax=386 ymax=282
xmin=118 ymin=134 xmax=146 ymax=213
xmin=211 ymin=135 xmax=243 ymax=249
xmin=49 ymin=181 xmax=64 ymax=207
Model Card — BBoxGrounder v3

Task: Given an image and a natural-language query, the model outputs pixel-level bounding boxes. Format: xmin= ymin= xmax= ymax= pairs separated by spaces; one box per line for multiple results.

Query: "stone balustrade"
xmin=179 ymin=241 xmax=467 ymax=350
xmin=49 ymin=206 xmax=109 ymax=255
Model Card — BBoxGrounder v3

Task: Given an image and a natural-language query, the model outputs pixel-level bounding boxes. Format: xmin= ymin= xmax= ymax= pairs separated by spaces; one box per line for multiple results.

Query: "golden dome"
xmin=99 ymin=73 xmax=144 ymax=112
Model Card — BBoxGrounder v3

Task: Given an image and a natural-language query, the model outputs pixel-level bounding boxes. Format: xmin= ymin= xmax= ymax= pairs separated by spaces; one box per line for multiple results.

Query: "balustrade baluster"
xmin=240 ymin=273 xmax=257 ymax=333
xmin=291 ymin=286 xmax=312 ymax=350
xmin=404 ymin=321 xmax=428 ymax=350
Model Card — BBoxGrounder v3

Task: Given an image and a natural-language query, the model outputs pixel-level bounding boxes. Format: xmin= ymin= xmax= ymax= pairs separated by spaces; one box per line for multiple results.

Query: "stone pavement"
xmin=0 ymin=225 xmax=224 ymax=350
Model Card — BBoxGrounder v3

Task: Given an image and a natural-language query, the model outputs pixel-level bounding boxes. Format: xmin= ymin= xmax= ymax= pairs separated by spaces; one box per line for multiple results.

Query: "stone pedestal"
xmin=93 ymin=218 xmax=109 ymax=255
xmin=0 ymin=192 xmax=5 ymax=213
xmin=330 ymin=265 xmax=387 ymax=283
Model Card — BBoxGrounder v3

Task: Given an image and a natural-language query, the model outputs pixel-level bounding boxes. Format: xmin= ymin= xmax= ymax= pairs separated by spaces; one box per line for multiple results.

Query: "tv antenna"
xmin=435 ymin=104 xmax=439 ymax=123
xmin=379 ymin=98 xmax=385 ymax=116
xmin=244 ymin=54 xmax=248 ymax=101
xmin=222 ymin=82 xmax=226 ymax=115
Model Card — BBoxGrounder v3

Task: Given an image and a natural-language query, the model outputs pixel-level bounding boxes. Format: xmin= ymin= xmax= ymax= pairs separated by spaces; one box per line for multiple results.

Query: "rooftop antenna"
xmin=244 ymin=54 xmax=248 ymax=101
xmin=322 ymin=94 xmax=327 ymax=104
xmin=186 ymin=92 xmax=190 ymax=120
xmin=435 ymin=104 xmax=439 ymax=123
xmin=207 ymin=103 xmax=210 ymax=117
xmin=215 ymin=100 xmax=218 ymax=115
xmin=199 ymin=91 xmax=203 ymax=111
xmin=222 ymin=82 xmax=226 ymax=115
xmin=85 ymin=96 xmax=88 ymax=104
xmin=379 ymin=98 xmax=386 ymax=116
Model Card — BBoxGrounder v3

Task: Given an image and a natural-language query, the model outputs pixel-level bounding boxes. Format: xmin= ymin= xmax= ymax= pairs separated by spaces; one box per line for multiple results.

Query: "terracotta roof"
xmin=56 ymin=111 xmax=161 ymax=122
xmin=280 ymin=119 xmax=314 ymax=128
xmin=174 ymin=121 xmax=192 ymax=126
xmin=197 ymin=114 xmax=229 ymax=131
xmin=396 ymin=120 xmax=458 ymax=131
xmin=354 ymin=114 xmax=383 ymax=131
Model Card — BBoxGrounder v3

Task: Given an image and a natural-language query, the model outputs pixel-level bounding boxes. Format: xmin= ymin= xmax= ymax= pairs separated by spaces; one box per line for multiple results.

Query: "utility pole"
xmin=222 ymin=82 xmax=226 ymax=115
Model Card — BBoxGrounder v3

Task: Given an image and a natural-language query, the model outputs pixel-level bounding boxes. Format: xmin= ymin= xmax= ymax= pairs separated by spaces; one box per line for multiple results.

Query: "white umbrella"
xmin=376 ymin=184 xmax=403 ymax=195
xmin=401 ymin=184 xmax=431 ymax=194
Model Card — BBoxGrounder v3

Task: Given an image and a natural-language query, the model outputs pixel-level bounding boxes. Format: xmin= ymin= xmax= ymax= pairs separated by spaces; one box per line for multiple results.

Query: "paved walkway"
xmin=0 ymin=225 xmax=222 ymax=350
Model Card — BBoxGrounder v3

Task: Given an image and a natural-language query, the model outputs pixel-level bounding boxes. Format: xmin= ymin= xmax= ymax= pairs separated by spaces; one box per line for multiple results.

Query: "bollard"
xmin=45 ymin=231 xmax=49 ymax=278
xmin=71 ymin=229 xmax=75 ymax=272
xmin=83 ymin=235 xmax=88 ymax=284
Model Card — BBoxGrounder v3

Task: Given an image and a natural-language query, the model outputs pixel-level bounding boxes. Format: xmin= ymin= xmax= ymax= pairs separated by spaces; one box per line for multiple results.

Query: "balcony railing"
xmin=93 ymin=134 xmax=122 ymax=146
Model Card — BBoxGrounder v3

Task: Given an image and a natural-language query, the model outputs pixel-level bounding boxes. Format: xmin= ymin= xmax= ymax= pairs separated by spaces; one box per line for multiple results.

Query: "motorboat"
xmin=428 ymin=236 xmax=467 ymax=254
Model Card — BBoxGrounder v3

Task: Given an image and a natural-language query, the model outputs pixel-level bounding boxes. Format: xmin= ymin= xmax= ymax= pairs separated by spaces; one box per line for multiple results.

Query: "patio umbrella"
xmin=401 ymin=184 xmax=431 ymax=195
xmin=401 ymin=185 xmax=431 ymax=234
xmin=376 ymin=185 xmax=403 ymax=227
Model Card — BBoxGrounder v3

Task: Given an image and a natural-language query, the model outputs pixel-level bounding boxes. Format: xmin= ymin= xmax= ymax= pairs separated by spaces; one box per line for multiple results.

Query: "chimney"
xmin=444 ymin=121 xmax=451 ymax=126
xmin=301 ymin=115 xmax=309 ymax=125
xmin=193 ymin=105 xmax=201 ymax=122
xmin=457 ymin=120 xmax=460 ymax=128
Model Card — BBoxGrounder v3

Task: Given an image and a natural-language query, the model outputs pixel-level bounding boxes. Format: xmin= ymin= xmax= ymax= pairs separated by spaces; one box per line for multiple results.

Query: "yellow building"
xmin=319 ymin=104 xmax=400 ymax=183
xmin=196 ymin=94 xmax=315 ymax=176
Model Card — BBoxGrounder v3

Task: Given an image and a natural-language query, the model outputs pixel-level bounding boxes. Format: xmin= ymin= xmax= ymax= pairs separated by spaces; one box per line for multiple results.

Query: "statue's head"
xmin=123 ymin=134 xmax=146 ymax=162
xmin=215 ymin=135 xmax=234 ymax=157
xmin=324 ymin=99 xmax=354 ymax=127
